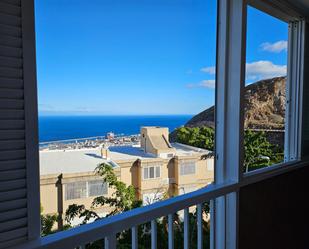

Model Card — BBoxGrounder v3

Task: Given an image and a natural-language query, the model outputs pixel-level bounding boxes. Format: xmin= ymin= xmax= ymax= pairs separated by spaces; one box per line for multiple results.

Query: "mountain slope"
xmin=186 ymin=76 xmax=286 ymax=130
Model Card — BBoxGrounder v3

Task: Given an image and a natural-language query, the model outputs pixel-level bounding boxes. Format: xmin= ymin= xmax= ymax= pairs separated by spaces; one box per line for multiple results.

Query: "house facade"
xmin=39 ymin=127 xmax=214 ymax=228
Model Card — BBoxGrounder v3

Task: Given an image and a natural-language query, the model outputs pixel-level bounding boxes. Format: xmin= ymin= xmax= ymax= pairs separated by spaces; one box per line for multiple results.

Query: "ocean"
xmin=38 ymin=115 xmax=193 ymax=142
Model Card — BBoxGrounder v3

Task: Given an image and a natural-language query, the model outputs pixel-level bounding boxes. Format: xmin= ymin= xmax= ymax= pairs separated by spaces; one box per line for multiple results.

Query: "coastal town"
xmin=39 ymin=132 xmax=141 ymax=151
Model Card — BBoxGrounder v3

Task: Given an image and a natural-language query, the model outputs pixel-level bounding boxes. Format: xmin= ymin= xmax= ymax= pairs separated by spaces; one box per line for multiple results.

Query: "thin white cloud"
xmin=200 ymin=66 xmax=216 ymax=75
xmin=260 ymin=40 xmax=287 ymax=53
xmin=246 ymin=60 xmax=287 ymax=80
xmin=187 ymin=80 xmax=216 ymax=89
xmin=193 ymin=60 xmax=286 ymax=87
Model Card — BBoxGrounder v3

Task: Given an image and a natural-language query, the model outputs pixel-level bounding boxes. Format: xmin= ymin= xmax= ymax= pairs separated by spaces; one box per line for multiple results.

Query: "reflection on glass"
xmin=243 ymin=6 xmax=287 ymax=172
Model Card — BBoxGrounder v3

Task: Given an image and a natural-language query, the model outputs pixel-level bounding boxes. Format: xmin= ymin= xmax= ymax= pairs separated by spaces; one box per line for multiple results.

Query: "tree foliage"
xmin=41 ymin=213 xmax=58 ymax=236
xmin=40 ymin=205 xmax=58 ymax=236
xmin=65 ymin=163 xmax=142 ymax=226
xmin=176 ymin=126 xmax=214 ymax=150
xmin=175 ymin=126 xmax=283 ymax=172
xmin=41 ymin=205 xmax=71 ymax=236
xmin=244 ymin=130 xmax=283 ymax=172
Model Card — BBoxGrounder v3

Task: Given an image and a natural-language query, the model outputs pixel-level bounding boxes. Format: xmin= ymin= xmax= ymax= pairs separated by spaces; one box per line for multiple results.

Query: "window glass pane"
xmin=65 ymin=182 xmax=87 ymax=200
xmin=149 ymin=167 xmax=155 ymax=179
xmin=36 ymin=0 xmax=216 ymax=241
xmin=155 ymin=166 xmax=160 ymax=178
xmin=243 ymin=6 xmax=288 ymax=172
xmin=180 ymin=160 xmax=196 ymax=175
xmin=190 ymin=162 xmax=196 ymax=174
xmin=143 ymin=168 xmax=148 ymax=179
xmin=88 ymin=180 xmax=108 ymax=197
xmin=180 ymin=165 xmax=184 ymax=175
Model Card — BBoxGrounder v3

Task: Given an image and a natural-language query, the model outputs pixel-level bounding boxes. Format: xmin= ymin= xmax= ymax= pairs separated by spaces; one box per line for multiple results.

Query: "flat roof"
xmin=108 ymin=146 xmax=155 ymax=160
xmin=107 ymin=143 xmax=210 ymax=159
xmin=39 ymin=146 xmax=154 ymax=175
xmin=172 ymin=143 xmax=210 ymax=156
xmin=39 ymin=143 xmax=211 ymax=175
xmin=40 ymin=148 xmax=104 ymax=175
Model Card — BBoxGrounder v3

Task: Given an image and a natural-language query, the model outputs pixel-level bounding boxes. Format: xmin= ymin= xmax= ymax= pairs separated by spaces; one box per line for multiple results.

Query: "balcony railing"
xmin=16 ymin=182 xmax=237 ymax=249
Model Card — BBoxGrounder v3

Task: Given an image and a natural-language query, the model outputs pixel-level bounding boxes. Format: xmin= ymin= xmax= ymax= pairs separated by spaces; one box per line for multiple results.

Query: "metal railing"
xmin=16 ymin=182 xmax=237 ymax=249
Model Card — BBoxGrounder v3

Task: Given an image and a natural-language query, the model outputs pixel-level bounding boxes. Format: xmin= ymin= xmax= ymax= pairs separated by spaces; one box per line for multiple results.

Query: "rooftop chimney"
xmin=140 ymin=127 xmax=176 ymax=158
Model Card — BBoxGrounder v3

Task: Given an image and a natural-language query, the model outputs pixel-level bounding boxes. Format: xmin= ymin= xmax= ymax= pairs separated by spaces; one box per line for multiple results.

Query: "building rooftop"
xmin=39 ymin=143 xmax=211 ymax=175
xmin=140 ymin=126 xmax=176 ymax=156
xmin=172 ymin=143 xmax=210 ymax=156
xmin=39 ymin=148 xmax=104 ymax=175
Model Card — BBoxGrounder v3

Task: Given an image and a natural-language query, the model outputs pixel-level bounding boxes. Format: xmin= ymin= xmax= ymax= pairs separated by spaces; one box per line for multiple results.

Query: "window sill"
xmin=242 ymin=159 xmax=309 ymax=186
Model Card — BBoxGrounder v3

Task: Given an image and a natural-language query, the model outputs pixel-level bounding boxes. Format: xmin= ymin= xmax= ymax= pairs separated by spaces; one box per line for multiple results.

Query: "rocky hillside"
xmin=185 ymin=76 xmax=286 ymax=130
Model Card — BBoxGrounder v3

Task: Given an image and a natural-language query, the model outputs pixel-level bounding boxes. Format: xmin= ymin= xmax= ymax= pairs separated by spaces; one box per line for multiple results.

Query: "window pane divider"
xmin=214 ymin=0 xmax=247 ymax=249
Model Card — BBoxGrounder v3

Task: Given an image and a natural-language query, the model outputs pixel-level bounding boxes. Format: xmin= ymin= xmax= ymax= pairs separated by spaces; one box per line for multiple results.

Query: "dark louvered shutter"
xmin=0 ymin=0 xmax=40 ymax=248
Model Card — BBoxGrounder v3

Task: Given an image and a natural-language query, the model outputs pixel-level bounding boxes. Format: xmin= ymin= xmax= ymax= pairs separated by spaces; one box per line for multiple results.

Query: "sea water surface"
xmin=39 ymin=115 xmax=192 ymax=142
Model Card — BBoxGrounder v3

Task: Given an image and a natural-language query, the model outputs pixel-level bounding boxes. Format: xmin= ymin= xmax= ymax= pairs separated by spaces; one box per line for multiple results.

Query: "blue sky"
xmin=35 ymin=1 xmax=287 ymax=116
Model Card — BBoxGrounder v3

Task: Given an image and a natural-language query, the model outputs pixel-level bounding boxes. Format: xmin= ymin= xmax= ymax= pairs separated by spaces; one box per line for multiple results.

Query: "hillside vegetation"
xmin=186 ymin=76 xmax=286 ymax=130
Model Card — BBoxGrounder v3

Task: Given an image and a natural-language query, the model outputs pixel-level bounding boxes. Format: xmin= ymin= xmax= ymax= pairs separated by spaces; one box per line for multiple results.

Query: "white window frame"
xmin=65 ymin=180 xmax=108 ymax=200
xmin=143 ymin=165 xmax=161 ymax=180
xmin=212 ymin=1 xmax=306 ymax=249
xmin=179 ymin=160 xmax=196 ymax=176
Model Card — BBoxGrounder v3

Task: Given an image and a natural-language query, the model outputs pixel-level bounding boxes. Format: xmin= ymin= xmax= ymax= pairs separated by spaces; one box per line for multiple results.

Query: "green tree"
xmin=41 ymin=214 xmax=58 ymax=236
xmin=64 ymin=163 xmax=143 ymax=248
xmin=175 ymin=126 xmax=284 ymax=172
xmin=244 ymin=130 xmax=283 ymax=172
xmin=40 ymin=205 xmax=58 ymax=236
xmin=65 ymin=163 xmax=142 ymax=226
xmin=41 ymin=205 xmax=71 ymax=236
xmin=176 ymin=126 xmax=214 ymax=150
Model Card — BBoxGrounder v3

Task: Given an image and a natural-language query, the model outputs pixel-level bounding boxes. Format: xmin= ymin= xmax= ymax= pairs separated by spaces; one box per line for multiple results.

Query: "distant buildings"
xmin=40 ymin=127 xmax=214 ymax=228
xmin=106 ymin=132 xmax=115 ymax=140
